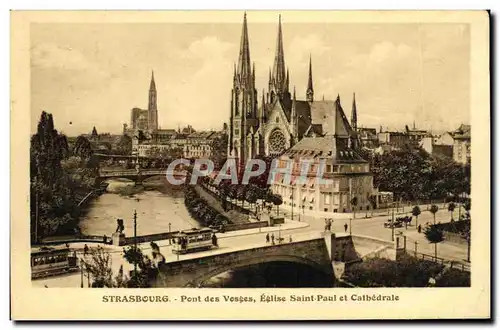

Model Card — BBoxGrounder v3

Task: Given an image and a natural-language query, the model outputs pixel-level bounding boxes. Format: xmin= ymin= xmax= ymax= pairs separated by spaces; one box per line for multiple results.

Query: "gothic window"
xmin=276 ymin=117 xmax=279 ymax=123
xmin=268 ymin=129 xmax=287 ymax=156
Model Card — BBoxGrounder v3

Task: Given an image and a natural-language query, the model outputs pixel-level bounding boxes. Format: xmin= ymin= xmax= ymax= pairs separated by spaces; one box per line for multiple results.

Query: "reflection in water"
xmin=203 ymin=262 xmax=334 ymax=288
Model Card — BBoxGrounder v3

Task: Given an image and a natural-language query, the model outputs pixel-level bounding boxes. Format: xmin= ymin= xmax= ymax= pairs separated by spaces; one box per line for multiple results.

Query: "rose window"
xmin=268 ymin=130 xmax=287 ymax=156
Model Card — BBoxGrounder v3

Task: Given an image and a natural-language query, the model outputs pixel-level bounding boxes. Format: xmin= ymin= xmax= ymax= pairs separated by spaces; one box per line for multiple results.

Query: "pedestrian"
xmin=103 ymin=234 xmax=107 ymax=244
xmin=84 ymin=244 xmax=89 ymax=256
xmin=266 ymin=233 xmax=270 ymax=243
xmin=289 ymin=235 xmax=292 ymax=243
xmin=418 ymin=224 xmax=422 ymax=233
xmin=271 ymin=233 xmax=275 ymax=245
xmin=344 ymin=223 xmax=348 ymax=233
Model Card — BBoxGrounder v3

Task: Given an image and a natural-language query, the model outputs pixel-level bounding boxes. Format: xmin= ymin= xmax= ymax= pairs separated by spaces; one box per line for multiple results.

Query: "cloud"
xmin=287 ymin=34 xmax=331 ymax=66
xmin=32 ymin=43 xmax=94 ymax=71
xmin=180 ymin=36 xmax=235 ymax=62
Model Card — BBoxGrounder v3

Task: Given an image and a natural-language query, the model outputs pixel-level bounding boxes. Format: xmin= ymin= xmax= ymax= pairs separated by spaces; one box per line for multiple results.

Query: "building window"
xmin=309 ymin=206 xmax=313 ymax=210
xmin=334 ymin=209 xmax=338 ymax=213
xmin=324 ymin=208 xmax=328 ymax=212
xmin=326 ymin=165 xmax=332 ymax=172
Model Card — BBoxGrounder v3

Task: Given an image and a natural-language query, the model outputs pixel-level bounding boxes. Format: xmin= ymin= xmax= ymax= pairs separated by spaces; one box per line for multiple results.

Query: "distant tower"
xmin=91 ymin=126 xmax=98 ymax=141
xmin=148 ymin=71 xmax=158 ymax=131
xmin=351 ymin=93 xmax=357 ymax=132
xmin=306 ymin=55 xmax=314 ymax=102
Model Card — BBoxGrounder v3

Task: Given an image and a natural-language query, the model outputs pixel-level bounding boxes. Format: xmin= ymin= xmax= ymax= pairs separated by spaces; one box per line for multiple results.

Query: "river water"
xmin=79 ymin=180 xmax=199 ymax=237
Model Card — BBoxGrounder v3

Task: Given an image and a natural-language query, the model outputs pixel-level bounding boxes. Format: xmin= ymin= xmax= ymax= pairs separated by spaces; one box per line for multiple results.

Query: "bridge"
xmin=152 ymin=232 xmax=394 ymax=287
xmin=98 ymin=169 xmax=186 ymax=182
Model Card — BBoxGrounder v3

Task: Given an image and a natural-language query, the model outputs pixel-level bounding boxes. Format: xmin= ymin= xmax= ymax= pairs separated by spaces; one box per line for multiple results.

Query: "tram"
xmin=172 ymin=228 xmax=217 ymax=255
xmin=31 ymin=246 xmax=79 ymax=279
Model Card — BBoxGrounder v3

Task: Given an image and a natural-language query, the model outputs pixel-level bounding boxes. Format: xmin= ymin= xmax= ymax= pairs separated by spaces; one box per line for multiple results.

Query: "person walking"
xmin=83 ymin=244 xmax=89 ymax=256
xmin=344 ymin=223 xmax=348 ymax=233
xmin=103 ymin=235 xmax=107 ymax=244
xmin=289 ymin=235 xmax=292 ymax=243
xmin=266 ymin=233 xmax=270 ymax=243
xmin=418 ymin=224 xmax=422 ymax=233
xmin=271 ymin=233 xmax=275 ymax=245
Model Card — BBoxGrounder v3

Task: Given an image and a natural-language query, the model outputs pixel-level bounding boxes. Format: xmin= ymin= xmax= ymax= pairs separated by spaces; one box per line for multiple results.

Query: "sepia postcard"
xmin=11 ymin=10 xmax=490 ymax=320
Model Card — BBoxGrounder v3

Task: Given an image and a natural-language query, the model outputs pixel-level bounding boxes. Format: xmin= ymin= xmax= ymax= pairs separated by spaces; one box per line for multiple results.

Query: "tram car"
xmin=172 ymin=228 xmax=217 ymax=255
xmin=31 ymin=246 xmax=79 ymax=279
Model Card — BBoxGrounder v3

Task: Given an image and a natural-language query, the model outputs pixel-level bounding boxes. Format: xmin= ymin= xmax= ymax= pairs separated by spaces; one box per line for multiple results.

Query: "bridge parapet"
xmin=154 ymin=233 xmax=334 ymax=287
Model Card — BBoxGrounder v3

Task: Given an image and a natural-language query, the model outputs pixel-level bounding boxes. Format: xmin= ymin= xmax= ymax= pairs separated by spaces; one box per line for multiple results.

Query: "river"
xmin=79 ymin=179 xmax=200 ymax=237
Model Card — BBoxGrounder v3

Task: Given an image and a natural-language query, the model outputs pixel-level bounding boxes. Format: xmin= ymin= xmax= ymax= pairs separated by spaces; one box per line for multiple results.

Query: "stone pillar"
xmin=330 ymin=233 xmax=336 ymax=262
xmin=112 ymin=232 xmax=126 ymax=246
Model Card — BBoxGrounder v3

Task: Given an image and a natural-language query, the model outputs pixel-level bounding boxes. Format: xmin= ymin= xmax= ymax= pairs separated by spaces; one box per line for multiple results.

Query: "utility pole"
xmin=291 ymin=185 xmax=294 ymax=221
xmin=391 ymin=204 xmax=395 ymax=242
xmin=169 ymin=222 xmax=172 ymax=245
xmin=35 ymin=192 xmax=39 ymax=244
xmin=134 ymin=209 xmax=138 ymax=276
xmin=80 ymin=259 xmax=84 ymax=288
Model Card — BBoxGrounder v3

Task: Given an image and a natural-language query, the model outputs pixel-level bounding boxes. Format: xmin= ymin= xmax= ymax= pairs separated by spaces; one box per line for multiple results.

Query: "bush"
xmin=342 ymin=255 xmax=444 ymax=287
xmin=436 ymin=268 xmax=470 ymax=287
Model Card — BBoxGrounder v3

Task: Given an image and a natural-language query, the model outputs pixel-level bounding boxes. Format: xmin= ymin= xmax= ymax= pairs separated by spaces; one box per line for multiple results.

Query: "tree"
xmin=424 ymin=225 xmax=445 ymax=260
xmin=245 ymin=186 xmax=258 ymax=212
xmin=412 ymin=205 xmax=421 ymax=228
xmin=369 ymin=195 xmax=377 ymax=217
xmin=350 ymin=196 xmax=358 ymax=219
xmin=81 ymin=246 xmax=122 ymax=287
xmin=448 ymin=202 xmax=456 ymax=221
xmin=210 ymin=133 xmax=228 ymax=171
xmin=115 ymin=135 xmax=132 ymax=155
xmin=429 ymin=204 xmax=439 ymax=225
xmin=122 ymin=245 xmax=159 ymax=288
xmin=272 ymin=194 xmax=283 ymax=216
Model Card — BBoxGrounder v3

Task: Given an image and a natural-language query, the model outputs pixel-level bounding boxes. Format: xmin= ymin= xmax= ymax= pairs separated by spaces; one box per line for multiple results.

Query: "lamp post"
xmin=133 ymin=209 xmax=138 ymax=276
xmin=291 ymin=185 xmax=295 ymax=221
xmin=349 ymin=217 xmax=352 ymax=235
xmin=391 ymin=203 xmax=395 ymax=242
xmin=80 ymin=258 xmax=84 ymax=288
xmin=168 ymin=222 xmax=172 ymax=245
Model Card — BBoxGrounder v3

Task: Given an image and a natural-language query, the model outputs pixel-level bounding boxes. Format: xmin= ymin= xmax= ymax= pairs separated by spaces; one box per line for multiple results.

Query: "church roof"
xmin=284 ymin=136 xmax=367 ymax=164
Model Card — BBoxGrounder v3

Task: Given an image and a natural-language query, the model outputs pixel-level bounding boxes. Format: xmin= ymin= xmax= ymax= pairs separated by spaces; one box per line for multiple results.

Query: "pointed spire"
xmin=272 ymin=14 xmax=286 ymax=93
xmin=252 ymin=62 xmax=256 ymax=85
xmin=306 ymin=54 xmax=314 ymax=102
xmin=237 ymin=12 xmax=252 ymax=81
xmin=285 ymin=68 xmax=290 ymax=91
xmin=149 ymin=70 xmax=156 ymax=91
xmin=351 ymin=92 xmax=357 ymax=131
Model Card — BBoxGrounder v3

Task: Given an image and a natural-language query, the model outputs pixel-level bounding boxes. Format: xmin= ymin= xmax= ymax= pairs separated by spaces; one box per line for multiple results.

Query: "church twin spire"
xmin=271 ymin=14 xmax=287 ymax=95
xmin=236 ymin=12 xmax=252 ymax=84
xmin=306 ymin=55 xmax=314 ymax=102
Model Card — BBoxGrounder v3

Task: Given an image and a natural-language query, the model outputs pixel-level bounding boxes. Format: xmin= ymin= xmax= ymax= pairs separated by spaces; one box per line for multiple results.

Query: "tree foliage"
xmin=362 ymin=145 xmax=470 ymax=202
xmin=342 ymin=255 xmax=444 ymax=287
xmin=30 ymin=112 xmax=99 ymax=241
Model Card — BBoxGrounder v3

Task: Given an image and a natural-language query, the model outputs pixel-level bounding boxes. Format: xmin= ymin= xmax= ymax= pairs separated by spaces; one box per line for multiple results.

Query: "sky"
xmin=30 ymin=18 xmax=470 ymax=136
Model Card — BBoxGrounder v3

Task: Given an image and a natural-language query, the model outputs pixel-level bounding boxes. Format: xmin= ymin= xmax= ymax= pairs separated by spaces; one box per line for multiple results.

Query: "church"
xmin=227 ymin=13 xmax=361 ymax=165
xmin=227 ymin=14 xmax=375 ymax=213
xmin=125 ymin=71 xmax=159 ymax=134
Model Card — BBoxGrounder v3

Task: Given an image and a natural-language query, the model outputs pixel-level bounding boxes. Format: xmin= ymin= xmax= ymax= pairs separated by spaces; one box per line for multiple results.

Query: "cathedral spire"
xmin=272 ymin=14 xmax=286 ymax=94
xmin=306 ymin=55 xmax=314 ymax=102
xmin=149 ymin=70 xmax=156 ymax=91
xmin=351 ymin=92 xmax=357 ymax=131
xmin=237 ymin=12 xmax=252 ymax=81
xmin=285 ymin=68 xmax=290 ymax=92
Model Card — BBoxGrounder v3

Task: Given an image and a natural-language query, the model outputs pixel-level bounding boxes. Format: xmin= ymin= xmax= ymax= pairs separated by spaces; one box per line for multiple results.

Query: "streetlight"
xmin=133 ymin=209 xmax=138 ymax=277
xmin=168 ymin=222 xmax=172 ymax=245
xmin=80 ymin=258 xmax=84 ymax=288
xmin=391 ymin=203 xmax=395 ymax=242
xmin=349 ymin=217 xmax=352 ymax=235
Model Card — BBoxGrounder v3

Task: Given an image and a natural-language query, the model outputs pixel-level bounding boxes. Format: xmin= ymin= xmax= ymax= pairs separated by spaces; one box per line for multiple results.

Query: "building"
xmin=452 ymin=124 xmax=471 ymax=164
xmin=227 ymin=14 xmax=361 ymax=168
xmin=135 ymin=130 xmax=223 ymax=159
xmin=357 ymin=127 xmax=379 ymax=149
xmin=270 ymin=97 xmax=374 ymax=214
xmin=420 ymin=132 xmax=454 ymax=158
